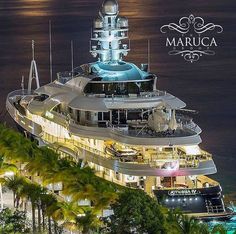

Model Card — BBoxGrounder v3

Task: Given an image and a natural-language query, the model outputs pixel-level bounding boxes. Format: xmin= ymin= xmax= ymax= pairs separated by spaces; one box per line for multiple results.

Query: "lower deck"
xmin=15 ymin=122 xmax=230 ymax=217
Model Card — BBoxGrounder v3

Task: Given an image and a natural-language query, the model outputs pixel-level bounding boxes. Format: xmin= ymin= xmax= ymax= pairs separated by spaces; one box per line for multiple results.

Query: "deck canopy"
xmin=68 ymin=96 xmax=108 ymax=112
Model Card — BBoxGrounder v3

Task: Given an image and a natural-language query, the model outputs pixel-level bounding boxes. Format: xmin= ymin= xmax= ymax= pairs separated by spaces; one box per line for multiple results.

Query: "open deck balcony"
xmin=42 ymin=131 xmax=213 ymax=174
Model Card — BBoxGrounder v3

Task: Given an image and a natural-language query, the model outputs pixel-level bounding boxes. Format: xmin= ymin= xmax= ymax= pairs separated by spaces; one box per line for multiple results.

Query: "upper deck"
xmin=6 ymin=88 xmax=201 ymax=147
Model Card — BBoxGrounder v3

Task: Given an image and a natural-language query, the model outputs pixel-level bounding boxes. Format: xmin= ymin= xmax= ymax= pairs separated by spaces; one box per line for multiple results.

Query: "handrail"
xmin=7 ymin=89 xmax=34 ymax=99
xmin=85 ymin=90 xmax=167 ymax=99
xmin=206 ymin=205 xmax=225 ymax=213
xmin=42 ymin=133 xmax=211 ymax=169
xmin=157 ymin=176 xmax=220 ymax=190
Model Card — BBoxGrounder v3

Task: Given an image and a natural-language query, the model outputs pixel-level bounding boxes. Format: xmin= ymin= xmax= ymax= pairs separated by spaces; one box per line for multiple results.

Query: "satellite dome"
xmin=102 ymin=0 xmax=118 ymax=15
xmin=94 ymin=17 xmax=103 ymax=28
xmin=117 ymin=17 xmax=128 ymax=28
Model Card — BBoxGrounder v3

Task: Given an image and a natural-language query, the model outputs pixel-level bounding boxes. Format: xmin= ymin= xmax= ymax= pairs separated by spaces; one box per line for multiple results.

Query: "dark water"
xmin=209 ymin=207 xmax=236 ymax=233
xmin=0 ymin=0 xmax=236 ymax=194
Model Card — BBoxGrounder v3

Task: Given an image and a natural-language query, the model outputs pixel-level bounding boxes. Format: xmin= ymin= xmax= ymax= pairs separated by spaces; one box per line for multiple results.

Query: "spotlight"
xmin=172 ymin=198 xmax=175 ymax=202
xmin=166 ymin=199 xmax=169 ymax=202
xmin=195 ymin=197 xmax=198 ymax=201
xmin=189 ymin=198 xmax=192 ymax=201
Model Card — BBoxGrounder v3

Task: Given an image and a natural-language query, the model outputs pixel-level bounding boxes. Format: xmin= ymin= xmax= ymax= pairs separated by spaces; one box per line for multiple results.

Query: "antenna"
xmin=148 ymin=39 xmax=150 ymax=72
xmin=49 ymin=20 xmax=53 ymax=83
xmin=32 ymin=40 xmax=35 ymax=60
xmin=71 ymin=40 xmax=74 ymax=79
xmin=28 ymin=40 xmax=40 ymax=94
xmin=21 ymin=75 xmax=24 ymax=95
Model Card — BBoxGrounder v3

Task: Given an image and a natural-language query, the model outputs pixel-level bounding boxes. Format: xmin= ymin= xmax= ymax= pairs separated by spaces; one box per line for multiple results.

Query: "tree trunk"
xmin=37 ymin=204 xmax=41 ymax=233
xmin=32 ymin=202 xmax=36 ymax=233
xmin=24 ymin=200 xmax=28 ymax=213
xmin=82 ymin=228 xmax=89 ymax=234
xmin=0 ymin=183 xmax=3 ymax=210
xmin=53 ymin=220 xmax=58 ymax=234
xmin=16 ymin=195 xmax=20 ymax=208
xmin=48 ymin=216 xmax=52 ymax=234
xmin=42 ymin=209 xmax=45 ymax=231
xmin=13 ymin=192 xmax=15 ymax=207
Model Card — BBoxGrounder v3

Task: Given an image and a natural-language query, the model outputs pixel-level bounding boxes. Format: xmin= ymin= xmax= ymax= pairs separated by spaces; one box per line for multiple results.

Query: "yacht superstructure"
xmin=6 ymin=0 xmax=233 ymax=219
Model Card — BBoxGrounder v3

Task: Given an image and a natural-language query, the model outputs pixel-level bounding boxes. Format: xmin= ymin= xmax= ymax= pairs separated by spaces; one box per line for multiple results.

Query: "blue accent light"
xmin=90 ymin=62 xmax=150 ymax=81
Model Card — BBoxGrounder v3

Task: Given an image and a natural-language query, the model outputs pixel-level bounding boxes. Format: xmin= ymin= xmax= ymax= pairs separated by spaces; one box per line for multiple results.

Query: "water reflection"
xmin=209 ymin=207 xmax=236 ymax=233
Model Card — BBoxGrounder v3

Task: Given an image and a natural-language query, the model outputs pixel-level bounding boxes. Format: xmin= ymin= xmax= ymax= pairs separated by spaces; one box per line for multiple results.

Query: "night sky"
xmin=0 ymin=0 xmax=236 ymax=193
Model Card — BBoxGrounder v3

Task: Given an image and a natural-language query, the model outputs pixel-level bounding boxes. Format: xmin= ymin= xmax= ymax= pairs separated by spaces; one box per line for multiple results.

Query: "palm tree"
xmin=4 ymin=175 xmax=26 ymax=208
xmin=0 ymin=155 xmax=17 ymax=175
xmin=0 ymin=154 xmax=18 ymax=209
xmin=40 ymin=193 xmax=58 ymax=233
xmin=47 ymin=200 xmax=84 ymax=233
xmin=52 ymin=201 xmax=80 ymax=221
xmin=91 ymin=180 xmax=119 ymax=212
xmin=5 ymin=174 xmax=45 ymax=233
xmin=76 ymin=210 xmax=102 ymax=234
xmin=165 ymin=209 xmax=183 ymax=233
xmin=25 ymin=146 xmax=59 ymax=177
xmin=0 ymin=124 xmax=35 ymax=164
xmin=42 ymin=155 xmax=73 ymax=188
xmin=22 ymin=181 xmax=46 ymax=233
xmin=0 ymin=124 xmax=123 ymax=233
xmin=198 ymin=223 xmax=211 ymax=234
xmin=211 ymin=224 xmax=228 ymax=234
xmin=177 ymin=215 xmax=206 ymax=234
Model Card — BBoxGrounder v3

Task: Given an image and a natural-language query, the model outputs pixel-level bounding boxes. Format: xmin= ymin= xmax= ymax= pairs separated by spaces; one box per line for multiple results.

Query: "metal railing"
xmin=157 ymin=176 xmax=219 ymax=191
xmin=42 ymin=132 xmax=211 ymax=170
xmin=206 ymin=205 xmax=225 ymax=213
xmin=85 ymin=90 xmax=167 ymax=99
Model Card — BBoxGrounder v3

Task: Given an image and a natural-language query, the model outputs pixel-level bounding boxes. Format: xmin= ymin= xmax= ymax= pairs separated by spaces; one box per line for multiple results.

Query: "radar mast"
xmin=28 ymin=40 xmax=40 ymax=94
xmin=90 ymin=0 xmax=130 ymax=64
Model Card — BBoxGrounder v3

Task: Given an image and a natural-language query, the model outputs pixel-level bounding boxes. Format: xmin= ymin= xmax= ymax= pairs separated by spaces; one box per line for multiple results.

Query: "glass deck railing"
xmin=42 ymin=132 xmax=211 ymax=170
xmin=156 ymin=176 xmax=219 ymax=191
xmin=86 ymin=90 xmax=167 ymax=99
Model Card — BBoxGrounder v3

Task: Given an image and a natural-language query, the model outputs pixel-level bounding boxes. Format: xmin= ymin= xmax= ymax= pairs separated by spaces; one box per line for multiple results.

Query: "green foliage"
xmin=76 ymin=210 xmax=102 ymax=234
xmin=103 ymin=189 xmax=230 ymax=234
xmin=0 ymin=124 xmax=230 ymax=234
xmin=0 ymin=124 xmax=121 ymax=233
xmin=177 ymin=215 xmax=206 ymax=234
xmin=0 ymin=208 xmax=31 ymax=233
xmin=105 ymin=189 xmax=166 ymax=234
xmin=211 ymin=224 xmax=228 ymax=234
xmin=0 ymin=155 xmax=18 ymax=175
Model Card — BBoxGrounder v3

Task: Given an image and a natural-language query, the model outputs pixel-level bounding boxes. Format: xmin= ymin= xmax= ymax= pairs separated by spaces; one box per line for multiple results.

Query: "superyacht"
xmin=6 ymin=0 xmax=234 ymax=220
